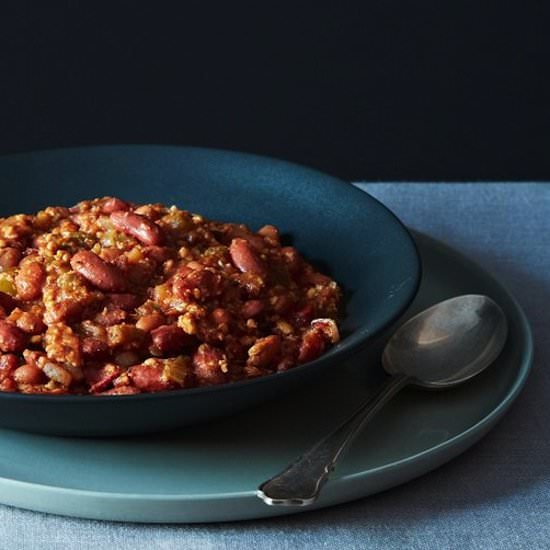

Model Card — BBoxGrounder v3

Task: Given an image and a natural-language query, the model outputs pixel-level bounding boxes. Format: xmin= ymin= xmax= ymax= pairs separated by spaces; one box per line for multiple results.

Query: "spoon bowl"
xmin=383 ymin=295 xmax=508 ymax=387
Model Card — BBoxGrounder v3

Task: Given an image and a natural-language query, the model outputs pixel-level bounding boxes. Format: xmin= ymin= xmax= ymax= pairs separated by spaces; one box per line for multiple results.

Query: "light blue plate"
xmin=0 ymin=232 xmax=532 ymax=522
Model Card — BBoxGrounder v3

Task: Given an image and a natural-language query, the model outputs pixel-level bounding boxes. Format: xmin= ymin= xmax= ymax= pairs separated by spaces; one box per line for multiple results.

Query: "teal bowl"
xmin=0 ymin=146 xmax=420 ymax=436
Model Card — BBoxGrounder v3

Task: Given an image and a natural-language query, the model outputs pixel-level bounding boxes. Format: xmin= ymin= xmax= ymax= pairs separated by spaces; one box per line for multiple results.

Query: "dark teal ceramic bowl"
xmin=0 ymin=146 xmax=420 ymax=436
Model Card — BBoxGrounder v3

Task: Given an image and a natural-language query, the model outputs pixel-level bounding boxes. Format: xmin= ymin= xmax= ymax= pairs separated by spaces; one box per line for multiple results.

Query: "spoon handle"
xmin=257 ymin=373 xmax=410 ymax=506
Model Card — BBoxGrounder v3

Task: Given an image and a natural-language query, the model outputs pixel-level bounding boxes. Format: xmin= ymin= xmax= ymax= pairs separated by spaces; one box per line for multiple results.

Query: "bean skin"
xmin=70 ymin=250 xmax=127 ymax=292
xmin=311 ymin=318 xmax=340 ymax=344
xmin=129 ymin=362 xmax=173 ymax=392
xmin=142 ymin=245 xmax=174 ymax=264
xmin=257 ymin=224 xmax=280 ymax=245
xmin=0 ymin=354 xmax=18 ymax=381
xmin=241 ymin=299 xmax=264 ymax=318
xmin=247 ymin=335 xmax=281 ymax=368
xmin=110 ymin=211 xmax=164 ymax=246
xmin=86 ymin=364 xmax=122 ymax=393
xmin=297 ymin=320 xmax=339 ymax=364
xmin=136 ymin=312 xmax=165 ymax=332
xmin=0 ymin=247 xmax=21 ymax=271
xmin=0 ymin=320 xmax=27 ymax=353
xmin=298 ymin=328 xmax=326 ymax=363
xmin=15 ymin=260 xmax=45 ymax=301
xmin=13 ymin=363 xmax=46 ymax=385
xmin=105 ymin=293 xmax=142 ymax=311
xmin=81 ymin=337 xmax=110 ymax=360
xmin=101 ymin=197 xmax=129 ymax=214
xmin=229 ymin=238 xmax=267 ymax=276
xmin=150 ymin=324 xmax=190 ymax=356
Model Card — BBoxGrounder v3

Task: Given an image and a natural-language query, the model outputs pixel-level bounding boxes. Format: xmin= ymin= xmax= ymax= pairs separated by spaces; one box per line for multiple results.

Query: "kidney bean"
xmin=311 ymin=318 xmax=340 ymax=344
xmin=85 ymin=363 xmax=122 ymax=393
xmin=129 ymin=362 xmax=173 ymax=392
xmin=227 ymin=225 xmax=266 ymax=251
xmin=298 ymin=328 xmax=326 ymax=364
xmin=15 ymin=260 xmax=45 ymax=301
xmin=229 ymin=238 xmax=267 ymax=276
xmin=0 ymin=291 xmax=16 ymax=314
xmin=257 ymin=224 xmax=280 ymax=245
xmin=64 ymin=363 xmax=84 ymax=382
xmin=101 ymin=197 xmax=129 ymax=214
xmin=110 ymin=211 xmax=164 ymax=246
xmin=192 ymin=344 xmax=228 ymax=385
xmin=126 ymin=261 xmax=156 ymax=286
xmin=13 ymin=363 xmax=46 ymax=385
xmin=105 ymin=293 xmax=142 ymax=311
xmin=0 ymin=247 xmax=21 ymax=271
xmin=0 ymin=320 xmax=27 ymax=353
xmin=100 ymin=247 xmax=122 ymax=263
xmin=150 ymin=324 xmax=189 ymax=356
xmin=135 ymin=312 xmax=165 ymax=332
xmin=114 ymin=351 xmax=140 ymax=368
xmin=0 ymin=353 xmax=18 ymax=381
xmin=0 ymin=378 xmax=16 ymax=392
xmin=70 ymin=250 xmax=127 ymax=292
xmin=247 ymin=335 xmax=281 ymax=369
xmin=241 ymin=299 xmax=264 ymax=318
xmin=306 ymin=272 xmax=333 ymax=286
xmin=81 ymin=337 xmax=110 ymax=360
xmin=142 ymin=245 xmax=174 ymax=263
xmin=293 ymin=303 xmax=314 ymax=327
xmin=241 ymin=233 xmax=265 ymax=251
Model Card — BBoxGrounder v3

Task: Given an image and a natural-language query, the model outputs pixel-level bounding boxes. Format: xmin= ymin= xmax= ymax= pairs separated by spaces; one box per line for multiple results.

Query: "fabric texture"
xmin=0 ymin=183 xmax=548 ymax=550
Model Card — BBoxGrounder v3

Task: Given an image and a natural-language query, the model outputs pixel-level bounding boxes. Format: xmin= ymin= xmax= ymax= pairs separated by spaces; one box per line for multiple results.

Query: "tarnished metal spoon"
xmin=257 ymin=294 xmax=508 ymax=506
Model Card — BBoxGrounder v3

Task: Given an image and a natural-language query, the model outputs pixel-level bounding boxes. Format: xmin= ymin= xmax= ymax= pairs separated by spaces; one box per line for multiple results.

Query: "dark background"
xmin=1 ymin=2 xmax=549 ymax=181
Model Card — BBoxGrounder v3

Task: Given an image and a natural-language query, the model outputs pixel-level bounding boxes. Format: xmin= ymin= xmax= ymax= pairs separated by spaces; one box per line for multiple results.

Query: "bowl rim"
xmin=0 ymin=144 xmax=422 ymax=403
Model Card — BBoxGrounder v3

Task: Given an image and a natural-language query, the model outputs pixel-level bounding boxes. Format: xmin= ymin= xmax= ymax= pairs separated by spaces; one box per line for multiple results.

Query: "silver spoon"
xmin=257 ymin=294 xmax=508 ymax=506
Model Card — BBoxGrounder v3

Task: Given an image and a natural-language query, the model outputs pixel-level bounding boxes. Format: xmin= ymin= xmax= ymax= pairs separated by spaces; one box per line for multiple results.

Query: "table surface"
xmin=0 ymin=183 xmax=548 ymax=550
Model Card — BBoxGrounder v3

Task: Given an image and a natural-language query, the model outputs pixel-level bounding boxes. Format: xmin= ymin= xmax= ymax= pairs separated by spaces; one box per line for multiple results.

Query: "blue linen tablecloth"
xmin=1 ymin=183 xmax=548 ymax=550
